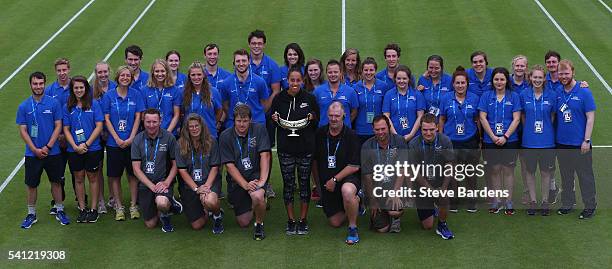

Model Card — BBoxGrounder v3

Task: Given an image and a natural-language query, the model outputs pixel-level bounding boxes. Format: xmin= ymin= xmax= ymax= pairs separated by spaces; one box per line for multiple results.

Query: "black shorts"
xmin=321 ymin=176 xmax=361 ymax=218
xmin=483 ymin=141 xmax=519 ymax=167
xmin=228 ymin=179 xmax=268 ymax=216
xmin=521 ymin=147 xmax=556 ymax=174
xmin=106 ymin=146 xmax=134 ymax=178
xmin=138 ymin=186 xmax=175 ymax=221
xmin=68 ymin=150 xmax=103 ymax=172
xmin=452 ymin=137 xmax=480 ymax=165
xmin=24 ymin=155 xmax=64 ymax=188
xmin=178 ymin=176 xmax=221 ymax=223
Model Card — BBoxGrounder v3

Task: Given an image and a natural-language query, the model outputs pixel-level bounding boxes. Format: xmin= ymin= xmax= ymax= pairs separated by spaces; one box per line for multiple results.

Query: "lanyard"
xmin=191 ymin=148 xmax=204 ymax=170
xmin=397 ymin=89 xmax=410 ymax=116
xmin=533 ymin=92 xmax=545 ymax=122
xmin=116 ymin=96 xmax=129 ymax=121
xmin=156 ymin=88 xmax=166 ymax=110
xmin=206 ymin=68 xmax=220 ymax=89
xmin=30 ymin=98 xmax=38 ymax=125
xmin=375 ymin=142 xmax=390 ymax=164
xmin=494 ymin=94 xmax=506 ymax=124
xmin=75 ymin=107 xmax=83 ymax=129
xmin=327 ymin=136 xmax=341 ymax=158
xmin=191 ymin=93 xmax=203 ymax=113
xmin=250 ymin=56 xmax=266 ymax=79
xmin=235 ymin=131 xmax=251 ymax=160
xmin=363 ymin=81 xmax=376 ymax=112
xmin=234 ymin=72 xmax=253 ymax=104
xmin=144 ymin=137 xmax=160 ymax=163
xmin=430 ymin=84 xmax=441 ymax=107
xmin=328 ymin=82 xmax=340 ymax=100
xmin=562 ymin=90 xmax=574 ymax=107
xmin=452 ymin=97 xmax=469 ymax=125
xmin=422 ymin=135 xmax=439 ymax=162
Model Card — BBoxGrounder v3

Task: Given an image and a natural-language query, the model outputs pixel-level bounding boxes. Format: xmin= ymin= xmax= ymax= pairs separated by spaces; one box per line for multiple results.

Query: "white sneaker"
xmin=389 ymin=217 xmax=401 ymax=233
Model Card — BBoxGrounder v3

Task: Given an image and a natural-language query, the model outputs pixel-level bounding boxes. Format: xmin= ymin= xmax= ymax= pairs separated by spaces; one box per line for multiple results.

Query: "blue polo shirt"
xmin=102 ymin=88 xmax=145 ymax=147
xmin=467 ymin=68 xmax=493 ymax=97
xmin=382 ymin=87 xmax=426 ymax=136
xmin=478 ymin=90 xmax=522 ymax=143
xmin=94 ymin=81 xmax=118 ymax=102
xmin=555 ymin=84 xmax=596 ymax=146
xmin=313 ymin=83 xmax=359 ymax=128
xmin=521 ymin=88 xmax=557 ymax=148
xmin=142 ymin=86 xmax=181 ymax=134
xmin=44 ymin=81 xmax=70 ymax=108
xmin=16 ymin=95 xmax=63 ymax=157
xmin=205 ymin=67 xmax=232 ymax=90
xmin=131 ymin=69 xmax=149 ymax=95
xmin=62 ymin=100 xmax=104 ymax=152
xmin=280 ymin=65 xmax=305 ymax=90
xmin=376 ymin=68 xmax=395 ymax=89
xmin=220 ymin=72 xmax=269 ymax=127
xmin=418 ymin=74 xmax=453 ymax=115
xmin=343 ymin=74 xmax=359 ymax=89
xmin=250 ymin=54 xmax=281 ymax=95
xmin=184 ymin=87 xmax=222 ymax=138
xmin=439 ymin=92 xmax=480 ymax=142
xmin=175 ymin=72 xmax=187 ymax=91
xmin=546 ymin=73 xmax=562 ymax=93
xmin=354 ymin=79 xmax=387 ymax=135
xmin=510 ymin=75 xmax=530 ymax=95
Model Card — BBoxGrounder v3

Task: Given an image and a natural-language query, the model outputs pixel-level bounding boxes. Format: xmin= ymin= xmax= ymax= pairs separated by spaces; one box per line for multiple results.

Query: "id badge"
xmin=563 ymin=110 xmax=572 ymax=123
xmin=366 ymin=112 xmax=375 ymax=123
xmin=399 ymin=117 xmax=409 ymax=129
xmin=192 ymin=169 xmax=202 ymax=182
xmin=534 ymin=120 xmax=543 ymax=134
xmin=495 ymin=123 xmax=504 ymax=136
xmin=327 ymin=156 xmax=336 ymax=169
xmin=145 ymin=161 xmax=155 ymax=174
xmin=241 ymin=157 xmax=252 ymax=170
xmin=428 ymin=106 xmax=440 ymax=117
xmin=118 ymin=120 xmax=127 ymax=132
xmin=456 ymin=123 xmax=465 ymax=135
xmin=75 ymin=129 xmax=86 ymax=143
xmin=559 ymin=103 xmax=568 ymax=113
xmin=30 ymin=124 xmax=38 ymax=138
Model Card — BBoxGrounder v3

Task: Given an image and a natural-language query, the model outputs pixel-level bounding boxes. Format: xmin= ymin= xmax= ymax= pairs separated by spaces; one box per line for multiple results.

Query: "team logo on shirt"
xmin=159 ymin=143 xmax=167 ymax=152
xmin=249 ymin=88 xmax=256 ymax=92
xmin=466 ymin=105 xmax=473 ymax=109
xmin=129 ymin=101 xmax=136 ymax=106
xmin=248 ymin=137 xmax=257 ymax=148
xmin=408 ymin=96 xmax=416 ymax=100
xmin=300 ymin=103 xmax=309 ymax=108
xmin=164 ymin=93 xmax=172 ymax=97
xmin=43 ymin=109 xmax=52 ymax=114
xmin=571 ymin=96 xmax=580 ymax=101
xmin=337 ymin=96 xmax=347 ymax=100
xmin=374 ymin=90 xmax=382 ymax=94
xmin=543 ymin=101 xmax=550 ymax=105
xmin=441 ymin=87 xmax=449 ymax=91
xmin=505 ymin=101 xmax=513 ymax=105
xmin=261 ymin=71 xmax=269 ymax=75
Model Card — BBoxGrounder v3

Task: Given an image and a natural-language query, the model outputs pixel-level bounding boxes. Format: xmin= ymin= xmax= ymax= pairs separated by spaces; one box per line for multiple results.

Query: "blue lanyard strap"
xmin=397 ymin=89 xmax=410 ymax=116
xmin=533 ymin=92 xmax=544 ymax=121
xmin=326 ymin=136 xmax=341 ymax=157
xmin=563 ymin=90 xmax=574 ymax=106
xmin=144 ymin=137 xmax=160 ymax=162
xmin=191 ymin=148 xmax=204 ymax=170
xmin=31 ymin=98 xmax=38 ymax=125
xmin=375 ymin=142 xmax=390 ymax=164
xmin=191 ymin=93 xmax=203 ymax=112
xmin=116 ymin=96 xmax=129 ymax=121
xmin=363 ymin=81 xmax=375 ymax=112
xmin=494 ymin=94 xmax=506 ymax=124
xmin=430 ymin=82 xmax=441 ymax=106
xmin=452 ymin=97 xmax=468 ymax=124
xmin=235 ymin=131 xmax=251 ymax=160
xmin=234 ymin=72 xmax=253 ymax=104
xmin=76 ymin=107 xmax=83 ymax=129
xmin=156 ymin=89 xmax=166 ymax=110
xmin=421 ymin=135 xmax=439 ymax=151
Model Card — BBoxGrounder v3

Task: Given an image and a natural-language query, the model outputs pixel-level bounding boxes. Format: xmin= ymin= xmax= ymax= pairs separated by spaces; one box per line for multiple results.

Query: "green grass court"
xmin=0 ymin=0 xmax=611 ymax=267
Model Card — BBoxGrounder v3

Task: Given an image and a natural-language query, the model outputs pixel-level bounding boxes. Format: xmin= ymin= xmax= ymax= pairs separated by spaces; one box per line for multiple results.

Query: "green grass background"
xmin=0 ymin=0 xmax=610 ymax=268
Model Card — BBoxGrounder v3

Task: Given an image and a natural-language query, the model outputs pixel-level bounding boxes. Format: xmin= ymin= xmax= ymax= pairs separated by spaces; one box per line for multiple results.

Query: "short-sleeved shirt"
xmin=62 ymin=100 xmax=104 ymax=152
xmin=478 ymin=90 xmax=522 ymax=143
xmin=313 ymin=83 xmax=359 ymax=128
xmin=555 ymin=84 xmax=596 ymax=146
xmin=467 ymin=68 xmax=492 ymax=97
xmin=382 ymin=87 xmax=426 ymax=136
xmin=183 ymin=87 xmax=222 ymax=138
xmin=361 ymin=134 xmax=407 ymax=175
xmin=376 ymin=68 xmax=395 ymax=90
xmin=220 ymin=72 xmax=270 ymax=127
xmin=521 ymin=88 xmax=557 ymax=148
xmin=175 ymin=72 xmax=187 ymax=91
xmin=510 ymin=75 xmax=530 ymax=95
xmin=142 ymin=86 xmax=182 ymax=134
xmin=131 ymin=69 xmax=149 ymax=96
xmin=418 ymin=74 xmax=453 ymax=114
xmin=408 ymin=134 xmax=455 ymax=182
xmin=44 ymin=81 xmax=70 ymax=109
xmin=176 ymin=139 xmax=221 ymax=187
xmin=131 ymin=129 xmax=177 ymax=184
xmin=439 ymin=92 xmax=480 ymax=142
xmin=16 ymin=95 xmax=62 ymax=156
xmin=102 ymin=88 xmax=145 ymax=147
xmin=546 ymin=73 xmax=562 ymax=94
xmin=205 ymin=67 xmax=232 ymax=90
xmin=219 ymin=124 xmax=271 ymax=182
xmin=354 ymin=80 xmax=387 ymax=135
xmin=280 ymin=65 xmax=305 ymax=90
xmin=250 ymin=54 xmax=281 ymax=95
xmin=313 ymin=125 xmax=361 ymax=184
xmin=343 ymin=74 xmax=359 ymax=89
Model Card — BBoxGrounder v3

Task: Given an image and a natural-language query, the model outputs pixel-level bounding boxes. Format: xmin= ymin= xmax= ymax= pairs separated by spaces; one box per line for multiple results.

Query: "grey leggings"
xmin=278 ymin=152 xmax=312 ymax=205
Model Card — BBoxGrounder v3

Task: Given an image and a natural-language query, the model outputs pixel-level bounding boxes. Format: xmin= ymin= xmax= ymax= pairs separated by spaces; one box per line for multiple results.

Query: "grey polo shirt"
xmin=176 ymin=139 xmax=221 ymax=187
xmin=131 ymin=128 xmax=177 ymax=185
xmin=361 ymin=133 xmax=408 ymax=175
xmin=219 ymin=123 xmax=270 ymax=183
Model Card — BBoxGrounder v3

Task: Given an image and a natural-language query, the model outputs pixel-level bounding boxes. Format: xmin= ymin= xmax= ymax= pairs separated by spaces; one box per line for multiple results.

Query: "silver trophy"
xmin=274 ymin=111 xmax=310 ymax=137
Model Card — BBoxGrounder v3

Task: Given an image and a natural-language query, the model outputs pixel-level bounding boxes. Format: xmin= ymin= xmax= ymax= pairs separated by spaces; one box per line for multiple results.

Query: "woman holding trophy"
xmin=271 ymin=66 xmax=319 ymax=235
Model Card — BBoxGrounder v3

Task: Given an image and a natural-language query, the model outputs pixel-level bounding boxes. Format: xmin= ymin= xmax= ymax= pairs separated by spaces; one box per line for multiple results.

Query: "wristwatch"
xmin=193 ymin=187 xmax=198 ymax=192
xmin=332 ymin=177 xmax=337 ymax=183
xmin=584 ymin=139 xmax=591 ymax=144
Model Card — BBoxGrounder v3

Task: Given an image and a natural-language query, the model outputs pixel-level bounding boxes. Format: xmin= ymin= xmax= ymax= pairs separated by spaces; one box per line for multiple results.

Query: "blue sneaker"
xmin=357 ymin=189 xmax=366 ymax=216
xmin=436 ymin=222 xmax=454 ymax=240
xmin=160 ymin=215 xmax=174 ymax=232
xmin=345 ymin=227 xmax=360 ymax=245
xmin=21 ymin=214 xmax=37 ymax=229
xmin=170 ymin=196 xmax=183 ymax=215
xmin=212 ymin=210 xmax=224 ymax=234
xmin=55 ymin=210 xmax=70 ymax=225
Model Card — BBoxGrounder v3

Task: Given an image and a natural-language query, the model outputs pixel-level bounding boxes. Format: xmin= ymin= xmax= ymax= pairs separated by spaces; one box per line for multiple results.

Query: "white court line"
xmin=598 ymin=0 xmax=612 ymax=13
xmin=87 ymin=0 xmax=157 ymax=81
xmin=534 ymin=0 xmax=612 ymax=95
xmin=0 ymin=0 xmax=156 ymax=197
xmin=0 ymin=0 xmax=96 ymax=91
xmin=341 ymin=0 xmax=346 ymax=52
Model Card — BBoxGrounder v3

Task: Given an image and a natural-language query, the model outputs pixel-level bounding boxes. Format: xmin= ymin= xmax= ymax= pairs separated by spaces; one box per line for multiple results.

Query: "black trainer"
xmin=579 ymin=209 xmax=595 ymax=219
xmin=87 ymin=209 xmax=99 ymax=223
xmin=254 ymin=223 xmax=265 ymax=240
xmin=286 ymin=220 xmax=297 ymax=235
xmin=297 ymin=219 xmax=309 ymax=235
xmin=557 ymin=207 xmax=573 ymax=215
xmin=77 ymin=208 xmax=88 ymax=223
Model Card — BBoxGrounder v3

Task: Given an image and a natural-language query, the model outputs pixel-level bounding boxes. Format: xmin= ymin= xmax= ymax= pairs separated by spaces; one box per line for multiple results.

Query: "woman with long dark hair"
xmin=280 ymin=43 xmax=305 ymax=90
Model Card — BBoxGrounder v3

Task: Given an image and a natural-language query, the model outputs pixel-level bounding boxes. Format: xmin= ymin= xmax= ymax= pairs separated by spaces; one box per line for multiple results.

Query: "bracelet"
xmin=503 ymin=134 xmax=509 ymax=140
